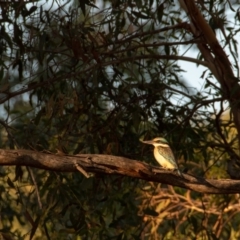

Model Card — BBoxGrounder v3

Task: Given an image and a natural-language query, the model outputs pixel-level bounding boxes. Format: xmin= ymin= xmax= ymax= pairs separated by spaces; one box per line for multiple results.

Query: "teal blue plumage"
xmin=155 ymin=145 xmax=177 ymax=168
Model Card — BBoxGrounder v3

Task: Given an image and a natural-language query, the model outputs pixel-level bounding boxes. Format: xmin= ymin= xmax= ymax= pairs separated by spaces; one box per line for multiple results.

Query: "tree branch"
xmin=181 ymin=0 xmax=240 ymax=146
xmin=0 ymin=149 xmax=239 ymax=194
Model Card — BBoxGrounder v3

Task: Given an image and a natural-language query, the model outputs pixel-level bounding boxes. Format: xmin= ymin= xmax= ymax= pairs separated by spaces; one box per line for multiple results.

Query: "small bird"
xmin=141 ymin=137 xmax=183 ymax=177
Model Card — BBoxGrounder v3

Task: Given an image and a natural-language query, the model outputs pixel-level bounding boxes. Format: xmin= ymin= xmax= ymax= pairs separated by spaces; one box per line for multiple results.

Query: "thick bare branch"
xmin=0 ymin=149 xmax=239 ymax=194
xmin=181 ymin=0 xmax=240 ymax=152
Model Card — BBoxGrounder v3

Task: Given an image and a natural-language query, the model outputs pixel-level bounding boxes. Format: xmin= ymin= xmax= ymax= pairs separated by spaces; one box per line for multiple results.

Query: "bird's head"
xmin=140 ymin=137 xmax=169 ymax=147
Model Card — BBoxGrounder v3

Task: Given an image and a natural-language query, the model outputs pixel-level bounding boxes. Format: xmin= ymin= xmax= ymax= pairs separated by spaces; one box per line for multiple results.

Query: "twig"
xmin=27 ymin=167 xmax=43 ymax=210
xmin=74 ymin=161 xmax=90 ymax=178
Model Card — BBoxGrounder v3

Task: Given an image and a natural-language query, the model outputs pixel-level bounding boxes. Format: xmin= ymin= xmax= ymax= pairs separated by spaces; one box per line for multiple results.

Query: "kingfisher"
xmin=141 ymin=137 xmax=183 ymax=177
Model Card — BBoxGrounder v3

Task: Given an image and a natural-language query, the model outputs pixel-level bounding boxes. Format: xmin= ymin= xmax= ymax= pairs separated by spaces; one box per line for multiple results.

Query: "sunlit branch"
xmin=0 ymin=149 xmax=240 ymax=194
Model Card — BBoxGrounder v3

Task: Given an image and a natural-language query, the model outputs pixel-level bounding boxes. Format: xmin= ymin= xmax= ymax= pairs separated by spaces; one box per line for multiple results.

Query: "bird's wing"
xmin=158 ymin=147 xmax=178 ymax=168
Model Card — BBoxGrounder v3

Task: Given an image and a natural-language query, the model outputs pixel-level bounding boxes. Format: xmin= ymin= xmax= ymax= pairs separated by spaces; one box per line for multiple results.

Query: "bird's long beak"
xmin=140 ymin=140 xmax=154 ymax=145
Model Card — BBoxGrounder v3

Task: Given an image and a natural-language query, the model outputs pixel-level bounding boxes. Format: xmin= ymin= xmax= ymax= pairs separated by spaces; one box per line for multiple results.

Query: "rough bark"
xmin=0 ymin=149 xmax=239 ymax=194
xmin=181 ymin=0 xmax=240 ymax=160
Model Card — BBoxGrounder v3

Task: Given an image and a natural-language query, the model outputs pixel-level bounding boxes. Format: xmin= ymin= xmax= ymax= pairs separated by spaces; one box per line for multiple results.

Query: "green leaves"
xmin=0 ymin=0 xmax=239 ymax=239
xmin=157 ymin=3 xmax=164 ymax=23
xmin=79 ymin=0 xmax=99 ymax=15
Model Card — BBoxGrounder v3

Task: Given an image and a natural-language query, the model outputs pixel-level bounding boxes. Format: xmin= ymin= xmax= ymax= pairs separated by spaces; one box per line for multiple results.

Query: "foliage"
xmin=0 ymin=0 xmax=240 ymax=239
